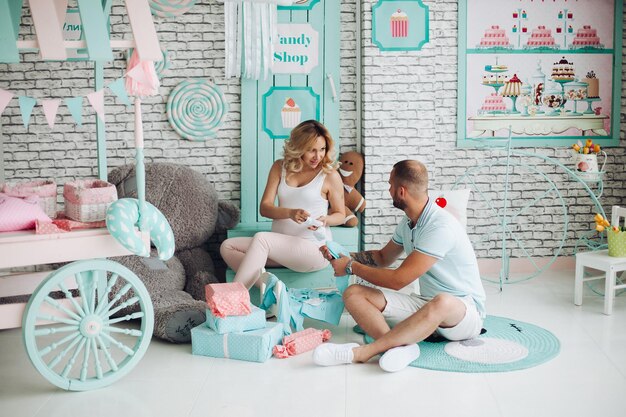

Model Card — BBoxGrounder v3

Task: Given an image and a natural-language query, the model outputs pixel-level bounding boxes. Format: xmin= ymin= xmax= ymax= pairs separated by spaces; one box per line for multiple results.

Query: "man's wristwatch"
xmin=345 ymin=259 xmax=354 ymax=275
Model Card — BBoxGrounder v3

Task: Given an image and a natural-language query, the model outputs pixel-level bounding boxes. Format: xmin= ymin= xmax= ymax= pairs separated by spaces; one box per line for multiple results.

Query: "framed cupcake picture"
xmin=372 ymin=0 xmax=429 ymax=51
xmin=457 ymin=0 xmax=622 ymax=148
xmin=262 ymin=87 xmax=320 ymax=139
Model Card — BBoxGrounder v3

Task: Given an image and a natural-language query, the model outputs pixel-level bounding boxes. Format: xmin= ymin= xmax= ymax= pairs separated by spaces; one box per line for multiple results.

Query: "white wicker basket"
xmin=63 ymin=179 xmax=117 ymax=222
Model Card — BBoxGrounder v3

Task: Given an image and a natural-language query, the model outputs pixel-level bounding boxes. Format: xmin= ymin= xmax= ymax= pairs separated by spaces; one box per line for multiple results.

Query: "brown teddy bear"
xmin=337 ymin=151 xmax=365 ymax=227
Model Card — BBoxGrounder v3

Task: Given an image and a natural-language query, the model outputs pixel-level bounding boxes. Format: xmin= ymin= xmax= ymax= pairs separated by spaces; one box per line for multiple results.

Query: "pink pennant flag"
xmin=0 ymin=89 xmax=14 ymax=114
xmin=42 ymin=99 xmax=60 ymax=128
xmin=86 ymin=90 xmax=105 ymax=123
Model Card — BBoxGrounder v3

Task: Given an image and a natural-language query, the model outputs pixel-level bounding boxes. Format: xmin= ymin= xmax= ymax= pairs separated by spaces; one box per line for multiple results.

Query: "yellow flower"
xmin=596 ymin=224 xmax=605 ymax=233
xmin=583 ymin=147 xmax=590 ymax=154
xmin=586 ymin=139 xmax=593 ymax=147
xmin=612 ymin=226 xmax=620 ymax=232
xmin=603 ymin=219 xmax=610 ymax=227
xmin=572 ymin=144 xmax=581 ymax=152
xmin=594 ymin=213 xmax=604 ymax=223
xmin=593 ymin=144 xmax=601 ymax=154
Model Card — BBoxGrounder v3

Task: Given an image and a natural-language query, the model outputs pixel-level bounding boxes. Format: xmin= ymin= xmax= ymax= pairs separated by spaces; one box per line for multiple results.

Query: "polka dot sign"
xmin=149 ymin=0 xmax=196 ymax=18
xmin=167 ymin=79 xmax=229 ymax=141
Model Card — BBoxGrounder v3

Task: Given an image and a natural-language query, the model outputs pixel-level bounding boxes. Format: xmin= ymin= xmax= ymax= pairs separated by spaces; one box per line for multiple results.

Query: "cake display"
xmin=477 ymin=25 xmax=512 ymax=48
xmin=571 ymin=25 xmax=603 ymax=48
xmin=502 ymin=74 xmax=522 ymax=97
xmin=584 ymin=71 xmax=599 ymax=98
xmin=525 ymin=26 xmax=556 ymax=48
xmin=390 ymin=9 xmax=409 ymax=38
xmin=480 ymin=93 xmax=507 ymax=113
xmin=551 ymin=57 xmax=575 ymax=82
xmin=281 ymin=98 xmax=301 ymax=129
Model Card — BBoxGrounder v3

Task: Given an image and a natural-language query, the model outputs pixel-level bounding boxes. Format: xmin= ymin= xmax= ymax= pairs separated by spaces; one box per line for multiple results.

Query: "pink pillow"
xmin=0 ymin=193 xmax=51 ymax=232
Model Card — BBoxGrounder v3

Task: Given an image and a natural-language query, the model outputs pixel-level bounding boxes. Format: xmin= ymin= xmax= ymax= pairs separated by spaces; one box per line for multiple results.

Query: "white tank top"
xmin=271 ymin=165 xmax=332 ymax=246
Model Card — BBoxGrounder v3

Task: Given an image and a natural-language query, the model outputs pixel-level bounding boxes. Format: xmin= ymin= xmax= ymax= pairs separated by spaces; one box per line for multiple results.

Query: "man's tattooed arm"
xmin=350 ymin=250 xmax=379 ymax=267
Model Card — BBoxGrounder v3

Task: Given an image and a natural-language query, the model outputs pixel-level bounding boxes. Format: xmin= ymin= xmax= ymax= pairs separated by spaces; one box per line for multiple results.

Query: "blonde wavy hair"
xmin=282 ymin=120 xmax=338 ymax=174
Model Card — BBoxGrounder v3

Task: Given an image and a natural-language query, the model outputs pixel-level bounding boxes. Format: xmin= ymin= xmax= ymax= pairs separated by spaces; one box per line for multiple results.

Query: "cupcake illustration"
xmin=390 ymin=9 xmax=409 ymax=38
xmin=281 ymin=97 xmax=301 ymax=129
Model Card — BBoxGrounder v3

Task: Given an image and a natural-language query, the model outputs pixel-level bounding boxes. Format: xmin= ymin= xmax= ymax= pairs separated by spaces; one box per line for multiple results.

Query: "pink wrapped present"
xmin=205 ymin=282 xmax=251 ymax=318
xmin=273 ymin=328 xmax=332 ymax=359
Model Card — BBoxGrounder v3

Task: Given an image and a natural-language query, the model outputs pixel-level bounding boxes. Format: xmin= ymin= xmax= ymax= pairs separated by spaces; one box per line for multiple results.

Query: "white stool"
xmin=575 ymin=250 xmax=626 ymax=315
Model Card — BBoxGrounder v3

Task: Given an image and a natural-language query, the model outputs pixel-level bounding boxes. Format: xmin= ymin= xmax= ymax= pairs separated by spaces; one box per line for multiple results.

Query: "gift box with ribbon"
xmin=205 ymin=305 xmax=266 ymax=334
xmin=205 ymin=282 xmax=251 ymax=318
xmin=191 ymin=322 xmax=283 ymax=363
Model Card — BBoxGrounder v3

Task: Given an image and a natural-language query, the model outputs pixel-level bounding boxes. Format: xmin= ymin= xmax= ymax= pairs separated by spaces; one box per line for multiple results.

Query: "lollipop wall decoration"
xmin=166 ymin=79 xmax=229 ymax=141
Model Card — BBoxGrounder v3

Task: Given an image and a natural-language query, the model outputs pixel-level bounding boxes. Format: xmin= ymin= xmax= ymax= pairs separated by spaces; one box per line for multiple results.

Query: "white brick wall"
xmin=0 ymin=0 xmax=624 ymax=262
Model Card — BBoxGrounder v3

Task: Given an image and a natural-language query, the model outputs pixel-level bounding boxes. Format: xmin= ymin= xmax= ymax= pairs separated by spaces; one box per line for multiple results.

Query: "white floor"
xmin=1 ymin=264 xmax=625 ymax=417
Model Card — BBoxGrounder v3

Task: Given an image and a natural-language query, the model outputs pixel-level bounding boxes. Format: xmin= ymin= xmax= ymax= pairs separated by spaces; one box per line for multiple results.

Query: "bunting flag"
xmin=0 ymin=73 xmax=146 ymax=129
xmin=0 ymin=89 xmax=14 ymax=114
xmin=107 ymin=78 xmax=131 ymax=106
xmin=86 ymin=90 xmax=105 ymax=123
xmin=18 ymin=96 xmax=37 ymax=128
xmin=65 ymin=96 xmax=83 ymax=126
xmin=42 ymin=99 xmax=60 ymax=128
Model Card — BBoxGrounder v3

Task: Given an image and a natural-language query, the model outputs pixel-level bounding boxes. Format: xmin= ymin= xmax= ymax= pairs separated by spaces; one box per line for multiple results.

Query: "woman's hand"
xmin=306 ymin=215 xmax=326 ymax=231
xmin=289 ymin=208 xmax=310 ymax=224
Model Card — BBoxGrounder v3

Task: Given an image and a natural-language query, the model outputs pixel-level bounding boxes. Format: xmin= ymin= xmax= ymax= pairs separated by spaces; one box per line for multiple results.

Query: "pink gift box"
xmin=273 ymin=328 xmax=332 ymax=358
xmin=205 ymin=282 xmax=251 ymax=318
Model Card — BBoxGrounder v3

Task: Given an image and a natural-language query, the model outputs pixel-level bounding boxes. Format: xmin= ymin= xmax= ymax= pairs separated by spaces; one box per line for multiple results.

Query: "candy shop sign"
xmin=273 ymin=24 xmax=319 ymax=74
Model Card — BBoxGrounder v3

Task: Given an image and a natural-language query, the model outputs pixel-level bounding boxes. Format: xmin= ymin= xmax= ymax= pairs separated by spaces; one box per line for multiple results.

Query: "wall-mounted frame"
xmin=262 ymin=86 xmax=320 ymax=140
xmin=372 ymin=0 xmax=429 ymax=52
xmin=457 ymin=0 xmax=623 ymax=147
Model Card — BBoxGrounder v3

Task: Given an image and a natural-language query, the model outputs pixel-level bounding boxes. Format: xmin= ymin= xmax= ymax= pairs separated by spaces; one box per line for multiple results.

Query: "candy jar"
xmin=542 ymin=81 xmax=566 ymax=116
xmin=563 ymin=78 xmax=588 ymax=115
xmin=518 ymin=83 xmax=533 ymax=116
xmin=531 ymin=59 xmax=546 ymax=113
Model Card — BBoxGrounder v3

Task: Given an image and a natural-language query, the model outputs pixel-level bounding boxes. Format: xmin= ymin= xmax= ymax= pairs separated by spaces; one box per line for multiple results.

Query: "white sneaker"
xmin=313 ymin=343 xmax=359 ymax=366
xmin=378 ymin=344 xmax=420 ymax=373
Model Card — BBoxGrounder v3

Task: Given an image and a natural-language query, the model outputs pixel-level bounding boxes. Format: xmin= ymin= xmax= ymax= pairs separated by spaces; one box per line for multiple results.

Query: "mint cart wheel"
xmin=22 ymin=259 xmax=154 ymax=391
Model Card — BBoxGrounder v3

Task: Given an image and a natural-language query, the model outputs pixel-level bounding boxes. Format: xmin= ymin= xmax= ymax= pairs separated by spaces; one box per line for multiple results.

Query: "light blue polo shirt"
xmin=392 ymin=199 xmax=486 ymax=318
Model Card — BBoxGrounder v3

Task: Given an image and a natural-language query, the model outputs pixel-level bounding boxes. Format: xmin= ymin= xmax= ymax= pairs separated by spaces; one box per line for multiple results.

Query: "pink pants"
xmin=220 ymin=232 xmax=329 ymax=289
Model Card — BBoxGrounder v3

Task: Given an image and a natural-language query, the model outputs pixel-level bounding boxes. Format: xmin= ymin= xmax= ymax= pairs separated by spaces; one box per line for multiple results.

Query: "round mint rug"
xmin=365 ymin=316 xmax=560 ymax=372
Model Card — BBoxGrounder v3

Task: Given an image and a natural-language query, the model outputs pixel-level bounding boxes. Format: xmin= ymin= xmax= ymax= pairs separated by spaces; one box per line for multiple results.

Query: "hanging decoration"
xmin=41 ymin=99 xmax=60 ymax=128
xmin=222 ymin=0 xmax=296 ymax=80
xmin=149 ymin=0 xmax=197 ymax=18
xmin=0 ymin=66 xmax=154 ymax=130
xmin=127 ymin=48 xmax=170 ymax=79
xmin=64 ymin=97 xmax=84 ymax=126
xmin=166 ymin=79 xmax=229 ymax=141
xmin=0 ymin=90 xmax=14 ymax=114
xmin=86 ymin=90 xmax=105 ymax=123
xmin=18 ymin=96 xmax=37 ymax=128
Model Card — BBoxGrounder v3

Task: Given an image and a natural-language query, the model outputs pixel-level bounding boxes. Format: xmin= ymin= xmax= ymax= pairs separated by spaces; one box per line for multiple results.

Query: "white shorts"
xmin=379 ymin=288 xmax=484 ymax=341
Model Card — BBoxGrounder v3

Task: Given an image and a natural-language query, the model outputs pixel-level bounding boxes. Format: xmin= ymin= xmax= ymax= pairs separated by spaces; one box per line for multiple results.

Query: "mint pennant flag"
xmin=108 ymin=77 xmax=131 ymax=106
xmin=65 ymin=96 xmax=83 ymax=126
xmin=18 ymin=96 xmax=37 ymax=128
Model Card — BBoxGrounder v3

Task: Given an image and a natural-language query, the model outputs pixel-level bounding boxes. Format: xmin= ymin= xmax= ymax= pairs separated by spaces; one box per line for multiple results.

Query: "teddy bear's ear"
xmin=216 ymin=201 xmax=240 ymax=232
xmin=108 ymin=164 xmax=135 ymax=190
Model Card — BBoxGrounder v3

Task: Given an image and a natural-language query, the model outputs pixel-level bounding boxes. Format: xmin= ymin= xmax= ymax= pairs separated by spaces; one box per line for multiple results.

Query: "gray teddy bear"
xmin=108 ymin=163 xmax=239 ymax=343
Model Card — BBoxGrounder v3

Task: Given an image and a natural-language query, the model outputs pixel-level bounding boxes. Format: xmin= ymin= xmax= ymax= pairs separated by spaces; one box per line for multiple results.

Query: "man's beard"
xmin=392 ymin=196 xmax=406 ymax=210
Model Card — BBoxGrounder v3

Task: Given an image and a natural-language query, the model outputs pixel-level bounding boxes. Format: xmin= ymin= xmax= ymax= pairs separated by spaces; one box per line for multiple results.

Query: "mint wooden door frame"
xmin=240 ymin=0 xmax=340 ymax=225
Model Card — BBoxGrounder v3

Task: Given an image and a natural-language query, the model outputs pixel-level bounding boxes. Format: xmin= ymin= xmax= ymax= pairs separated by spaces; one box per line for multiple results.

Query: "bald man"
xmin=314 ymin=160 xmax=486 ymax=372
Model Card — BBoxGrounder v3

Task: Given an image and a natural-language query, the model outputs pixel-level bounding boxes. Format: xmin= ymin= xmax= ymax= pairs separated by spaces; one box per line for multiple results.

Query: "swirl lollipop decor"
xmin=149 ymin=0 xmax=196 ymax=18
xmin=167 ymin=79 xmax=229 ymax=141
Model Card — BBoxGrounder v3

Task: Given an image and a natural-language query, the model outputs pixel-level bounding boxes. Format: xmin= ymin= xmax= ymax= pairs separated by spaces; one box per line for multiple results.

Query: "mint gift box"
xmin=205 ymin=305 xmax=266 ymax=334
xmin=191 ymin=322 xmax=283 ymax=363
